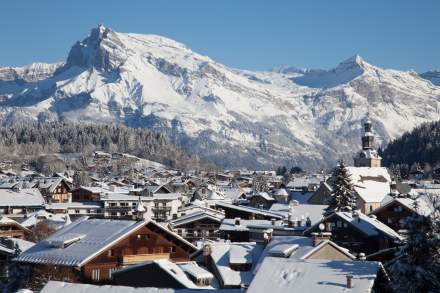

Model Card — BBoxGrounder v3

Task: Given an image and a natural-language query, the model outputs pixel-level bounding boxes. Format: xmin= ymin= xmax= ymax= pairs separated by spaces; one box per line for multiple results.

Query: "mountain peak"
xmin=337 ymin=54 xmax=368 ymax=70
xmin=65 ymin=25 xmax=127 ymax=71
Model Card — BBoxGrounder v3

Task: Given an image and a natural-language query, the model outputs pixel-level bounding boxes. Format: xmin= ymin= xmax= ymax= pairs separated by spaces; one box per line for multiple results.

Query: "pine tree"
xmin=388 ymin=197 xmax=440 ymax=292
xmin=326 ymin=160 xmax=356 ymax=214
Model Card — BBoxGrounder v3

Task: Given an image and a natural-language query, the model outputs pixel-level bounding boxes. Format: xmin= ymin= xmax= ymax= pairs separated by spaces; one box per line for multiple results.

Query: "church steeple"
xmin=361 ymin=116 xmax=374 ymax=150
xmin=354 ymin=115 xmax=381 ymax=167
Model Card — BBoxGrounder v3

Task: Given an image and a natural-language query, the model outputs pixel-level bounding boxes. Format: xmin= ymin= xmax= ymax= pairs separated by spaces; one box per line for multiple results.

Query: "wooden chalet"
xmin=0 ymin=217 xmax=32 ymax=240
xmin=371 ymin=196 xmax=433 ymax=232
xmin=248 ymin=192 xmax=276 ymax=209
xmin=304 ymin=211 xmax=403 ymax=255
xmin=15 ymin=218 xmax=197 ymax=285
xmin=170 ymin=210 xmax=224 ymax=243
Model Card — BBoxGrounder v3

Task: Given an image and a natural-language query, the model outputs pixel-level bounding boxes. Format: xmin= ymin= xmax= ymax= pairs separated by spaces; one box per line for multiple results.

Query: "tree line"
xmin=0 ymin=121 xmax=212 ymax=171
xmin=381 ymin=120 xmax=440 ymax=179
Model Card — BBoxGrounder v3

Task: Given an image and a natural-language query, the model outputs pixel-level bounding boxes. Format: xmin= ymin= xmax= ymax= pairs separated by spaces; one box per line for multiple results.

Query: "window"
xmin=108 ymin=249 xmax=114 ymax=257
xmin=75 ymin=209 xmax=80 ymax=214
xmin=92 ymin=269 xmax=100 ymax=281
xmin=109 ymin=268 xmax=117 ymax=279
xmin=369 ymin=205 xmax=373 ymax=213
xmin=145 ymin=234 xmax=150 ymax=240
xmin=336 ymin=221 xmax=342 ymax=228
xmin=169 ymin=246 xmax=176 ymax=253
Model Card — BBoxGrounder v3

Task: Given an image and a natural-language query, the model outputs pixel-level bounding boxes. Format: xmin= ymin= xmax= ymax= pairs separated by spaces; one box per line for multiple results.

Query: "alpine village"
xmin=0 ymin=115 xmax=437 ymax=293
xmin=0 ymin=4 xmax=440 ymax=291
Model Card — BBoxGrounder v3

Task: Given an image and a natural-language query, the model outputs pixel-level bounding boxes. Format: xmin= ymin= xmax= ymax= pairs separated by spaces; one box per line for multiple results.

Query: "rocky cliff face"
xmin=1 ymin=25 xmax=439 ymax=170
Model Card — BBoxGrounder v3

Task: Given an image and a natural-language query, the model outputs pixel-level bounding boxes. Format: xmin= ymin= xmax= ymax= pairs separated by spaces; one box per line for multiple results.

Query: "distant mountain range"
xmin=1 ymin=25 xmax=439 ymax=170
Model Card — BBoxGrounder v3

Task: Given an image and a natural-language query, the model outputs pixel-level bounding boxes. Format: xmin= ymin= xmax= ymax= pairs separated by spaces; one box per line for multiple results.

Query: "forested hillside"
xmin=0 ymin=122 xmax=211 ymax=170
xmin=381 ymin=120 xmax=440 ymax=178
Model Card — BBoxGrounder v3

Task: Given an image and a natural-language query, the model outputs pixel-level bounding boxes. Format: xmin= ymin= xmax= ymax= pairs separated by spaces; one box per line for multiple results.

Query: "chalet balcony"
xmin=122 ymin=253 xmax=170 ymax=265
xmin=152 ymin=206 xmax=171 ymax=211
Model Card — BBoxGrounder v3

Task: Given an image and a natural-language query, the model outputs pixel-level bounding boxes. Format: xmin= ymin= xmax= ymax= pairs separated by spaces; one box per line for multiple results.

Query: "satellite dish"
xmin=318 ymin=223 xmax=325 ymax=231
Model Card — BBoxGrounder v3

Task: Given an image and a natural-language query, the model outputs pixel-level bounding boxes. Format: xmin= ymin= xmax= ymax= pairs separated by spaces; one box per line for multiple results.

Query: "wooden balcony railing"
xmin=122 ymin=253 xmax=170 ymax=265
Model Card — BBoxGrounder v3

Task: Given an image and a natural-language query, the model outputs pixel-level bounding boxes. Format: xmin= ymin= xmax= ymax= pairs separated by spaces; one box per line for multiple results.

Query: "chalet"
xmin=45 ymin=202 xmax=103 ymax=219
xmin=219 ymin=218 xmax=302 ymax=242
xmin=304 ymin=211 xmax=403 ymax=255
xmin=193 ymin=183 xmax=226 ymax=202
xmin=248 ymin=192 xmax=276 ymax=209
xmin=308 ymin=181 xmax=332 ymax=204
xmin=22 ymin=177 xmax=72 ymax=203
xmin=112 ymin=260 xmax=214 ymax=289
xmin=71 ymin=186 xmax=105 ymax=202
xmin=0 ymin=188 xmax=45 ymax=217
xmin=0 ymin=216 xmax=32 ymax=239
xmin=142 ymin=184 xmax=172 ymax=196
xmin=170 ymin=210 xmax=224 ymax=243
xmin=100 ymin=193 xmax=182 ymax=221
xmin=215 ymin=202 xmax=284 ymax=220
xmin=15 ymin=218 xmax=197 ymax=284
xmin=258 ymin=235 xmax=356 ymax=263
xmin=371 ymin=195 xmax=433 ymax=232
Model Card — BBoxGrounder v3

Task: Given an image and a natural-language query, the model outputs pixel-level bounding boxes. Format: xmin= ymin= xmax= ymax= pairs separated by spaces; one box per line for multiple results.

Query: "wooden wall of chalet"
xmin=71 ymin=189 xmax=100 ymax=202
xmin=46 ymin=181 xmax=70 ymax=203
xmin=373 ymin=202 xmax=413 ymax=232
xmin=249 ymin=196 xmax=274 ymax=209
xmin=306 ymin=214 xmax=396 ymax=255
xmin=82 ymin=224 xmax=192 ymax=282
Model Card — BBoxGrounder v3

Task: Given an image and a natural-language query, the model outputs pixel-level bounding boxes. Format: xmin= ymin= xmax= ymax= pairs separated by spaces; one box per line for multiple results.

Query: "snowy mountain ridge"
xmin=1 ymin=25 xmax=439 ymax=170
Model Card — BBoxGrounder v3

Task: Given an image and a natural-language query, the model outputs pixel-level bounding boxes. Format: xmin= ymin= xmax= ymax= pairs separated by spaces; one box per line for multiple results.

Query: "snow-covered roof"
xmin=40 ymin=281 xmax=239 ymax=293
xmin=215 ymin=202 xmax=284 ymax=219
xmin=289 ymin=191 xmax=314 ymax=204
xmin=16 ymin=218 xmax=147 ymax=267
xmin=179 ymin=262 xmax=213 ymax=280
xmin=346 ymin=167 xmax=391 ymax=203
xmin=208 ymin=242 xmax=264 ymax=287
xmin=307 ymin=211 xmax=403 ymax=241
xmin=274 ymin=188 xmax=289 ymax=196
xmin=0 ymin=188 xmax=45 ymax=207
xmin=252 ymin=192 xmax=275 ymax=201
xmin=374 ymin=195 xmax=434 ymax=217
xmin=16 ymin=218 xmax=196 ymax=267
xmin=269 ymin=203 xmax=327 ymax=225
xmin=248 ymin=258 xmax=380 ymax=293
xmin=155 ymin=259 xmax=201 ymax=289
xmin=170 ymin=210 xmax=224 ymax=227
xmin=46 ymin=202 xmax=102 ymax=210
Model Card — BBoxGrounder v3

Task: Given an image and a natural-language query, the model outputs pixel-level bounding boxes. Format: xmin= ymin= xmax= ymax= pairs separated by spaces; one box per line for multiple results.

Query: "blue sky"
xmin=0 ymin=0 xmax=438 ymax=72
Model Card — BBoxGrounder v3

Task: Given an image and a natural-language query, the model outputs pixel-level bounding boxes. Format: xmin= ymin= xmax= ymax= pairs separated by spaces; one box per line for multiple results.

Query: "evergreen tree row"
xmin=381 ymin=120 xmax=440 ymax=177
xmin=0 ymin=121 xmax=211 ymax=170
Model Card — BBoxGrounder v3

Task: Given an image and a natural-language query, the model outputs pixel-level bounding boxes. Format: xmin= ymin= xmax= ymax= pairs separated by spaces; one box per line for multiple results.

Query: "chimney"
xmin=203 ymin=244 xmax=212 ymax=266
xmin=263 ymin=228 xmax=273 ymax=246
xmin=346 ymin=275 xmax=353 ymax=289
xmin=311 ymin=232 xmax=331 ymax=247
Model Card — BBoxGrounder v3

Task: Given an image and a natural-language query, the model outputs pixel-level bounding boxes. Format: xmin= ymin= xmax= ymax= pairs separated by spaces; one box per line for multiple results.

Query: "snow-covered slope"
xmin=1 ymin=25 xmax=439 ymax=170
xmin=420 ymin=70 xmax=440 ymax=86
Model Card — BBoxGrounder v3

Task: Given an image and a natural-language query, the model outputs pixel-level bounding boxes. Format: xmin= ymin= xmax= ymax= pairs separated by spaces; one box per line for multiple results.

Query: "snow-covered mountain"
xmin=1 ymin=25 xmax=440 ymax=170
xmin=420 ymin=70 xmax=440 ymax=86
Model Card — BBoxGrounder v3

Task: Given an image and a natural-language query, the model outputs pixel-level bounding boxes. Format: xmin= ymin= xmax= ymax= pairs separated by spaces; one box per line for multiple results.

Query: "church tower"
xmin=354 ymin=116 xmax=381 ymax=167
